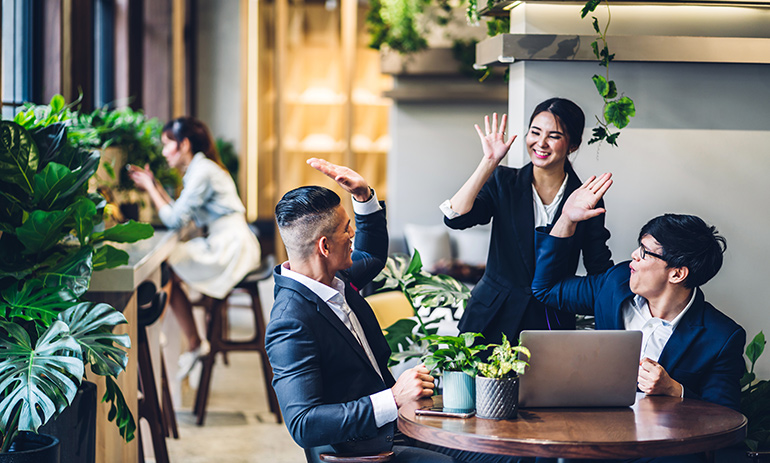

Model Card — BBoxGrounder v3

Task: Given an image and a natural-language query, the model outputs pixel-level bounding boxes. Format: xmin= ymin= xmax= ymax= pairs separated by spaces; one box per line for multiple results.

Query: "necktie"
xmin=333 ymin=293 xmax=383 ymax=380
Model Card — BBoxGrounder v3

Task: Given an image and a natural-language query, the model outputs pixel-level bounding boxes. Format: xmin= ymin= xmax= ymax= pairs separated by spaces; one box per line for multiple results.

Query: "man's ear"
xmin=317 ymin=236 xmax=330 ymax=258
xmin=669 ymin=266 xmax=689 ymax=286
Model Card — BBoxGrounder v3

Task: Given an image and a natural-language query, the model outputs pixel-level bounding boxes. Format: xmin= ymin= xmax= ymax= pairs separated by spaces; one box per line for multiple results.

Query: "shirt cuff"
xmin=352 ymin=188 xmax=382 ymax=215
xmin=439 ymin=200 xmax=460 ymax=219
xmin=370 ymin=389 xmax=398 ymax=428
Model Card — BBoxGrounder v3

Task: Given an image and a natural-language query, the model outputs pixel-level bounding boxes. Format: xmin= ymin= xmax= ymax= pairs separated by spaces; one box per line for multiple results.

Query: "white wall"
xmin=387 ymin=101 xmax=507 ymax=252
xmin=195 ymin=0 xmax=242 ymax=153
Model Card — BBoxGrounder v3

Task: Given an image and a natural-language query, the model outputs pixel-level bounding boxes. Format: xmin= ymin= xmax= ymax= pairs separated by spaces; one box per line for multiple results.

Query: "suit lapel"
xmin=511 ymin=163 xmax=536 ymax=277
xmin=273 ymin=268 xmax=376 ymax=372
xmin=657 ymin=289 xmax=706 ymax=371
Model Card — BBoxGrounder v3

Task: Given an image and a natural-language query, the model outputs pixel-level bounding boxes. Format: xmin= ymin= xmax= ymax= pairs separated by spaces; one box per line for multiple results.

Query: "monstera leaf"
xmin=58 ymin=302 xmax=130 ymax=377
xmin=0 ymin=279 xmax=76 ymax=326
xmin=408 ymin=273 xmax=471 ymax=312
xmin=38 ymin=246 xmax=94 ymax=298
xmin=0 ymin=121 xmax=38 ymax=196
xmin=0 ymin=320 xmax=84 ymax=434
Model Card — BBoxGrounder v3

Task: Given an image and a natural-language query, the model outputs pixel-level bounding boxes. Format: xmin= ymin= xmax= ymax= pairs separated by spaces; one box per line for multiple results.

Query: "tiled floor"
xmin=148 ymin=280 xmax=306 ymax=462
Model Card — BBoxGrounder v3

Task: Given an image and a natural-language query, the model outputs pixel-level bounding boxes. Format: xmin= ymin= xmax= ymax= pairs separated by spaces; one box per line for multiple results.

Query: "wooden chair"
xmin=193 ymin=254 xmax=282 ymax=425
xmin=137 ymin=281 xmax=173 ymax=463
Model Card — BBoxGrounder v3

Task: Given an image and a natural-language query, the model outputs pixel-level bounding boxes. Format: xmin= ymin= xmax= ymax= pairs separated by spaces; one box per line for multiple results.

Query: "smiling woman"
xmin=440 ymin=98 xmax=614 ymax=347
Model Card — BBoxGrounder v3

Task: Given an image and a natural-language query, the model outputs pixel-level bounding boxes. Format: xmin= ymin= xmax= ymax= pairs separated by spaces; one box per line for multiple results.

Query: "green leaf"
xmin=606 ymin=80 xmax=618 ymax=99
xmin=16 ymin=209 xmax=72 ymax=255
xmin=0 ymin=320 xmax=83 ymax=433
xmin=408 ymin=273 xmax=471 ymax=312
xmin=606 ymin=132 xmax=620 ymax=146
xmin=31 ymin=123 xmax=67 ymax=167
xmin=746 ymin=331 xmax=766 ymax=367
xmin=102 ymin=376 xmax=136 ymax=442
xmin=592 ymin=75 xmax=609 ymax=97
xmin=62 ymin=151 xmax=100 ymax=199
xmin=91 ymin=220 xmax=154 ymax=244
xmin=383 ymin=318 xmax=419 ymax=354
xmin=0 ymin=121 xmax=38 ymax=195
xmin=93 ymin=245 xmax=129 ymax=271
xmin=591 ymin=16 xmax=600 ymax=33
xmin=0 ymin=279 xmax=75 ymax=326
xmin=605 ymin=97 xmax=636 ymax=129
xmin=406 ymin=249 xmax=423 ymax=275
xmin=588 ymin=126 xmax=607 ymax=145
xmin=590 ymin=41 xmax=600 ymax=60
xmin=58 ymin=302 xmax=130 ymax=377
xmin=67 ymin=196 xmax=98 ymax=245
xmin=49 ymin=94 xmax=65 ymax=114
xmin=580 ymin=0 xmax=602 ymax=18
xmin=32 ymin=162 xmax=79 ymax=210
xmin=39 ymin=246 xmax=94 ymax=298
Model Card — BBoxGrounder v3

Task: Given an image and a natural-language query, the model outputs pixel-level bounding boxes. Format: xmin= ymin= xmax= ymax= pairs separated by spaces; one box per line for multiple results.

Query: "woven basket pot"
xmin=475 ymin=375 xmax=519 ymax=420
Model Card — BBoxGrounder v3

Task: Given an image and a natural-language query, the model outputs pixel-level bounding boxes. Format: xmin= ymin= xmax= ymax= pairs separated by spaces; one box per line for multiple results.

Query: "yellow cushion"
xmin=365 ymin=291 xmax=414 ymax=329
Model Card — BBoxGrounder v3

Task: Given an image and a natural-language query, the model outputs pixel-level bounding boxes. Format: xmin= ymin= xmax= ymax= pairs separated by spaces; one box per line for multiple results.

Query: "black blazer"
xmin=445 ymin=162 xmax=613 ymax=343
xmin=265 ymin=206 xmax=397 ymax=455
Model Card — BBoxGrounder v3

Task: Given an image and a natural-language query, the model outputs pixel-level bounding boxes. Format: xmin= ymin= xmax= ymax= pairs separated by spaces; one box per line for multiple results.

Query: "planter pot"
xmin=0 ymin=432 xmax=60 ymax=463
xmin=40 ymin=381 xmax=96 ymax=463
xmin=442 ymin=370 xmax=475 ymax=412
xmin=475 ymin=375 xmax=519 ymax=420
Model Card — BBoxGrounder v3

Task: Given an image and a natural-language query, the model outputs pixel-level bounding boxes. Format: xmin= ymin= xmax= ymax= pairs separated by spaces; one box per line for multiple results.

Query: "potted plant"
xmin=741 ymin=331 xmax=770 ymax=453
xmin=422 ymin=332 xmax=485 ymax=412
xmin=373 ymin=250 xmax=471 ymax=368
xmin=475 ymin=334 xmax=530 ymax=420
xmin=0 ymin=95 xmax=153 ymax=458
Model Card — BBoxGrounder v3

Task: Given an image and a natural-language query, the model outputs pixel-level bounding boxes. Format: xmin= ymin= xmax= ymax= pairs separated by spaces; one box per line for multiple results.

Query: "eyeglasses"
xmin=639 ymin=245 xmax=665 ymax=261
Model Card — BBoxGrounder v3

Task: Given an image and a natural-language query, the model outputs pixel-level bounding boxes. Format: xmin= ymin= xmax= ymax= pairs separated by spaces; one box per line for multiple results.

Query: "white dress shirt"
xmin=280 ymin=192 xmax=398 ymax=428
xmin=623 ymin=291 xmax=696 ymax=398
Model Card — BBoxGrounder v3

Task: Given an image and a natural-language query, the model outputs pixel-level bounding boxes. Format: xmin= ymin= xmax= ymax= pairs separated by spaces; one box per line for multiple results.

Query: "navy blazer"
xmin=532 ymin=230 xmax=746 ymax=411
xmin=266 ymin=206 xmax=397 ymax=455
xmin=445 ymin=162 xmax=613 ymax=343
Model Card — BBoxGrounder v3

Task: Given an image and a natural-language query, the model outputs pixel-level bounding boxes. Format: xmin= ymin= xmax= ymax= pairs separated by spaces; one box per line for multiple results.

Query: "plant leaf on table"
xmin=742 ymin=331 xmax=770 ymax=451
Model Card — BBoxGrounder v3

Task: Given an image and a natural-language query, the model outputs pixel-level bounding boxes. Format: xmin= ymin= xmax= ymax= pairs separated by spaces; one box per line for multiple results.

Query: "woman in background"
xmin=129 ymin=117 xmax=261 ymax=378
xmin=441 ymin=98 xmax=613 ymax=345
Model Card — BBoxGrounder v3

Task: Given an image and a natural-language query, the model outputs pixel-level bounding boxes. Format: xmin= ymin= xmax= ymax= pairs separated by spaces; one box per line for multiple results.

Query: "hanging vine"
xmin=581 ymin=0 xmax=636 ymax=147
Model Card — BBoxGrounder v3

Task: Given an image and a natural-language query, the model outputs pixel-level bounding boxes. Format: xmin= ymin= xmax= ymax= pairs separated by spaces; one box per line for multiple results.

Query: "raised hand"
xmin=474 ymin=113 xmax=517 ymax=164
xmin=561 ymin=173 xmax=613 ymax=223
xmin=391 ymin=364 xmax=435 ymax=408
xmin=550 ymin=173 xmax=612 ymax=238
xmin=127 ymin=164 xmax=156 ymax=192
xmin=307 ymin=158 xmax=371 ymax=202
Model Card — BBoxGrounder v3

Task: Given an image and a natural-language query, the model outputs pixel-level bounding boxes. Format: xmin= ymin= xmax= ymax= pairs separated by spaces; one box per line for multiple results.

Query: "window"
xmin=1 ymin=0 xmax=33 ymax=118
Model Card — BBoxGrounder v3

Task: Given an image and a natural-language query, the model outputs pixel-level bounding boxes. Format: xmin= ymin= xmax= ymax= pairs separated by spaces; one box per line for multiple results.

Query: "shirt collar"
xmin=281 ymin=262 xmax=342 ymax=304
xmin=633 ymin=289 xmax=697 ymax=328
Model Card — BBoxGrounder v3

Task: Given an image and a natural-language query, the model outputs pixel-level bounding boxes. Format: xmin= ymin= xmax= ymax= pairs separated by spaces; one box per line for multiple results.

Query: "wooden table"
xmin=398 ymin=394 xmax=747 ymax=459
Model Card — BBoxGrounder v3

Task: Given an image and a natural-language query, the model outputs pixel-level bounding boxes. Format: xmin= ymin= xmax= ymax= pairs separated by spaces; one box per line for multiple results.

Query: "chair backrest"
xmin=365 ymin=291 xmax=413 ymax=329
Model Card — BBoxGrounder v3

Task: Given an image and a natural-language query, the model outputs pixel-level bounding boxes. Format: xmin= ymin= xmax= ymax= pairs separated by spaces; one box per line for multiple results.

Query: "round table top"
xmin=398 ymin=393 xmax=747 ymax=459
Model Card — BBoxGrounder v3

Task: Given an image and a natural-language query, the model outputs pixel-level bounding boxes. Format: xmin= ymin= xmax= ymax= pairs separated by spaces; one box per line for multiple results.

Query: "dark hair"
xmin=638 ymin=214 xmax=727 ymax=289
xmin=275 ymin=186 xmax=342 ymax=259
xmin=529 ymin=98 xmax=586 ymax=151
xmin=162 ymin=117 xmax=227 ymax=171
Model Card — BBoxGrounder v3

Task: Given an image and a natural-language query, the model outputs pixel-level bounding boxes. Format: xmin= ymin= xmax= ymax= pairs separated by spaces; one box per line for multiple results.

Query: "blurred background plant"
xmin=215 ymin=137 xmax=240 ymax=192
xmin=373 ymin=250 xmax=471 ymax=366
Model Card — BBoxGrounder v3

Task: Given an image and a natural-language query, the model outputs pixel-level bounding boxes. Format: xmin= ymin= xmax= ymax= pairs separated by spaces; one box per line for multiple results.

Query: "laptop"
xmin=518 ymin=330 xmax=642 ymax=408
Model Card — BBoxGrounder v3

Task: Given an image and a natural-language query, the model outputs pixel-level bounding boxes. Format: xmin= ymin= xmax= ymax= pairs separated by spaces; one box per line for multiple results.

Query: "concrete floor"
xmin=145 ymin=280 xmax=306 ymax=463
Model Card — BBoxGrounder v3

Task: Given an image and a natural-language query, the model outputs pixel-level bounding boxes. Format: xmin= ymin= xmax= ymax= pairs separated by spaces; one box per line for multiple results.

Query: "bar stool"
xmin=137 ymin=280 xmax=176 ymax=463
xmin=193 ymin=254 xmax=282 ymax=425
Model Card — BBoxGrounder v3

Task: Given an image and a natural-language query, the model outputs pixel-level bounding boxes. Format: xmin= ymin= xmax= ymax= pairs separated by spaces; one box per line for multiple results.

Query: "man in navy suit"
xmin=531 ymin=173 xmax=745 ymax=463
xmin=266 ymin=159 xmax=460 ymax=462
